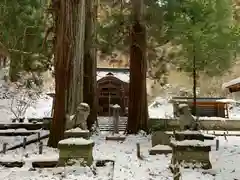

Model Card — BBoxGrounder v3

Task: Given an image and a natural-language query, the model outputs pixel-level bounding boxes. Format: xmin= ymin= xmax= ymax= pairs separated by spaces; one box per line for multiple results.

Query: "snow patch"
xmin=59 ymin=138 xmax=94 ymax=145
xmin=65 ymin=128 xmax=89 ymax=133
xmin=170 ymin=139 xmax=213 ymax=147
xmin=151 ymin=144 xmax=172 ymax=151
xmin=148 ymin=97 xmax=174 ymax=118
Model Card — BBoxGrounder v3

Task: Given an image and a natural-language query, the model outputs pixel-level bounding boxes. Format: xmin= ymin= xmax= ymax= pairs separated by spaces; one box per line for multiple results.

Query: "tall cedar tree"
xmin=127 ymin=0 xmax=148 ymax=134
xmin=47 ymin=0 xmax=72 ymax=147
xmin=84 ymin=0 xmax=98 ymax=130
xmin=48 ymin=0 xmax=85 ymax=147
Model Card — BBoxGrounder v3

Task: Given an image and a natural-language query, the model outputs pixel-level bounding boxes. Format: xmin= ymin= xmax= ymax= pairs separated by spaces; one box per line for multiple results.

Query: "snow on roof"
xmin=65 ymin=128 xmax=89 ymax=133
xmin=216 ymin=99 xmax=237 ymax=103
xmin=222 ymin=77 xmax=240 ymax=89
xmin=59 ymin=138 xmax=94 ymax=145
xmin=171 ymin=97 xmax=227 ymax=103
xmin=97 ymin=71 xmax=129 ymax=83
xmin=112 ymin=104 xmax=121 ymax=108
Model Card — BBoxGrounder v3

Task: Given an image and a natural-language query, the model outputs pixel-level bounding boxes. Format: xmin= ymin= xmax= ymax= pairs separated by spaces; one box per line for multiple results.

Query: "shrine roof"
xmin=97 ymin=67 xmax=129 ymax=83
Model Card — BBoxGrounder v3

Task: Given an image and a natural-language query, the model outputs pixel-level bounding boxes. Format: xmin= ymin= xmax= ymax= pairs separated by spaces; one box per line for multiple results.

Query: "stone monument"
xmin=75 ymin=103 xmax=90 ymax=130
xmin=58 ymin=138 xmax=94 ymax=166
xmin=178 ymin=104 xmax=198 ymax=130
xmin=105 ymin=104 xmax=126 ymax=141
xmin=65 ymin=102 xmax=90 ymax=130
xmin=170 ymin=104 xmax=213 ymax=169
xmin=64 ymin=103 xmax=90 ymax=140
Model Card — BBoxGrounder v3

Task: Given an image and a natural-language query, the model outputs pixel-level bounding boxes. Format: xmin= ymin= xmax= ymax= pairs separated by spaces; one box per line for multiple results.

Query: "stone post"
xmin=111 ymin=104 xmax=121 ymax=134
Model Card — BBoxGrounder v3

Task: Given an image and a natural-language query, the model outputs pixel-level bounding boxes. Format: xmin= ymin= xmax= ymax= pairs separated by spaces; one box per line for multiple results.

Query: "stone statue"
xmin=75 ymin=103 xmax=90 ymax=130
xmin=65 ymin=102 xmax=90 ymax=130
xmin=178 ymin=104 xmax=198 ymax=130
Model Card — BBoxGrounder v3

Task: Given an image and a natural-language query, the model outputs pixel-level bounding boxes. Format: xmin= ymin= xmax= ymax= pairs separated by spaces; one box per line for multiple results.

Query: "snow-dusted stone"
xmin=0 ymin=161 xmax=24 ymax=168
xmin=175 ymin=130 xmax=205 ymax=141
xmin=111 ymin=104 xmax=121 ymax=134
xmin=105 ymin=134 xmax=126 ymax=141
xmin=58 ymin=138 xmax=94 ymax=166
xmin=170 ymin=139 xmax=212 ymax=169
xmin=64 ymin=128 xmax=90 ymax=139
xmin=149 ymin=144 xmax=172 ymax=155
xmin=151 ymin=131 xmax=171 ymax=147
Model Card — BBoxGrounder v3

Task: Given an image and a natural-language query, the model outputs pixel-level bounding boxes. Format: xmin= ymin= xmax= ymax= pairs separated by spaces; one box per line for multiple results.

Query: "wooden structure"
xmin=47 ymin=68 xmax=130 ymax=117
xmin=97 ymin=71 xmax=129 ymax=116
xmin=170 ymin=97 xmax=229 ymax=118
xmin=222 ymin=77 xmax=240 ymax=93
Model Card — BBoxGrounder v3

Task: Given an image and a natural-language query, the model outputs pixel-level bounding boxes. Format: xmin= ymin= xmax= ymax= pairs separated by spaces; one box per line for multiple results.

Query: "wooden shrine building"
xmin=170 ymin=97 xmax=230 ymax=118
xmin=97 ymin=68 xmax=129 ymax=116
xmin=47 ymin=68 xmax=130 ymax=117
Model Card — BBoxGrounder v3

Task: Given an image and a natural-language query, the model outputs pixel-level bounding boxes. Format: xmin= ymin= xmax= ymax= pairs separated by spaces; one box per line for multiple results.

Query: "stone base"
xmin=32 ymin=160 xmax=59 ymax=168
xmin=149 ymin=145 xmax=172 ymax=155
xmin=105 ymin=135 xmax=126 ymax=141
xmin=171 ymin=139 xmax=212 ymax=169
xmin=58 ymin=138 xmax=94 ymax=166
xmin=64 ymin=128 xmax=90 ymax=139
xmin=0 ymin=161 xmax=24 ymax=168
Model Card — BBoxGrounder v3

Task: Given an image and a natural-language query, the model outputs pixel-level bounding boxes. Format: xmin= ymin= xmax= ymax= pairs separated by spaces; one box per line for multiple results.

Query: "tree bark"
xmin=68 ymin=0 xmax=85 ymax=116
xmin=48 ymin=0 xmax=85 ymax=148
xmin=127 ymin=0 xmax=148 ymax=134
xmin=83 ymin=0 xmax=98 ymax=130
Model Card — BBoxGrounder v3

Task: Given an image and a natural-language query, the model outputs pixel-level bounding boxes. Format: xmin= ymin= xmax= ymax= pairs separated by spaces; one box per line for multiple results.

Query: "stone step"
xmin=149 ymin=145 xmax=172 ymax=155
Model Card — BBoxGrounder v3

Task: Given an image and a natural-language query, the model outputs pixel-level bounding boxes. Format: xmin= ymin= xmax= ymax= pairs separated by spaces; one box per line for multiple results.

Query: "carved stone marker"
xmin=151 ymin=131 xmax=171 ymax=147
xmin=150 ymin=131 xmax=172 ymax=155
xmin=58 ymin=138 xmax=94 ymax=166
xmin=105 ymin=104 xmax=126 ymax=141
xmin=112 ymin=104 xmax=121 ymax=134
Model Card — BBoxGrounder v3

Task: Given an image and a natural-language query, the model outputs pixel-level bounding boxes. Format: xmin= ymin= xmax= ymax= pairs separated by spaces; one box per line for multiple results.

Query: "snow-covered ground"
xmin=0 ymin=134 xmax=240 ymax=180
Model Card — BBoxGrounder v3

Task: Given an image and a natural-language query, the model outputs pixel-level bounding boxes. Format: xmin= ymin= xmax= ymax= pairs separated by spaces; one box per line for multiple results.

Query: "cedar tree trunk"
xmin=48 ymin=0 xmax=85 ymax=148
xmin=127 ymin=0 xmax=148 ymax=134
xmin=83 ymin=0 xmax=98 ymax=130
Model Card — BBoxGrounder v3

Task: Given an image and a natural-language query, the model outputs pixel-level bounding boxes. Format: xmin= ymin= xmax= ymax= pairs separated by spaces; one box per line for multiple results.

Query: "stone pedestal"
xmin=64 ymin=128 xmax=90 ymax=139
xmin=170 ymin=138 xmax=212 ymax=169
xmin=58 ymin=138 xmax=94 ymax=166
